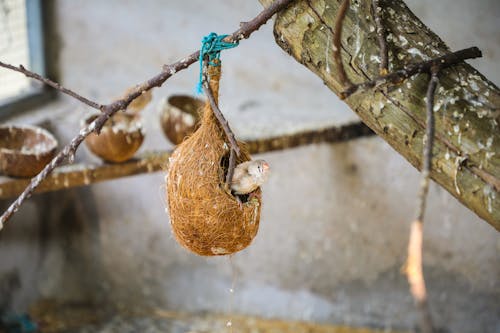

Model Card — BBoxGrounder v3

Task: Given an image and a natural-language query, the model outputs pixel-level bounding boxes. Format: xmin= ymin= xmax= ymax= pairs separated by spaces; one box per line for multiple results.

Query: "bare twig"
xmin=405 ymin=66 xmax=440 ymax=333
xmin=406 ymin=220 xmax=434 ymax=333
xmin=330 ymin=2 xmax=446 ymax=329
xmin=415 ymin=66 xmax=439 ymax=222
xmin=202 ymin=80 xmax=240 ymax=185
xmin=0 ymin=0 xmax=296 ymax=229
xmin=0 ymin=62 xmax=103 ymax=110
xmin=333 ymin=0 xmax=352 ymax=89
xmin=371 ymin=0 xmax=388 ymax=74
xmin=226 ymin=148 xmax=237 ymax=187
xmin=200 ymin=59 xmax=240 ymax=188
xmin=341 ymin=46 xmax=481 ymax=99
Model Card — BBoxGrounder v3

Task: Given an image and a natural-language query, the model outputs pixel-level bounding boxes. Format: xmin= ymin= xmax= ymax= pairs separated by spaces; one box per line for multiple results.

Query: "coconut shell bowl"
xmin=159 ymin=95 xmax=203 ymax=145
xmin=0 ymin=125 xmax=58 ymax=178
xmin=84 ymin=113 xmax=144 ymax=163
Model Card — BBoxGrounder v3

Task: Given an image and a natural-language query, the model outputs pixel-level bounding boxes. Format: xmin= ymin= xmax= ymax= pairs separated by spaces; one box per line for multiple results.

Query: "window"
xmin=0 ymin=0 xmax=51 ymax=118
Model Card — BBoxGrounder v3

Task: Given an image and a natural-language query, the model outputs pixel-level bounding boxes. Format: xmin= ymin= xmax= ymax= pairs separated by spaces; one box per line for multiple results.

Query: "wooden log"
xmin=259 ymin=0 xmax=500 ymax=229
xmin=0 ymin=122 xmax=372 ymax=199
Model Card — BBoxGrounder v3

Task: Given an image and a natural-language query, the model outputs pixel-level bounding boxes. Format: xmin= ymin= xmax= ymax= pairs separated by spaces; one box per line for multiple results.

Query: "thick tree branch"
xmin=332 ymin=0 xmax=352 ymax=89
xmin=371 ymin=0 xmax=388 ymax=74
xmin=0 ymin=0 xmax=296 ymax=229
xmin=262 ymin=0 xmax=499 ymax=228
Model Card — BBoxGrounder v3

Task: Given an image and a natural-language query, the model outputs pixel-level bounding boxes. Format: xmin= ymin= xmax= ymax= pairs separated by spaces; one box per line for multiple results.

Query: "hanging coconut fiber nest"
xmin=166 ymin=61 xmax=262 ymax=256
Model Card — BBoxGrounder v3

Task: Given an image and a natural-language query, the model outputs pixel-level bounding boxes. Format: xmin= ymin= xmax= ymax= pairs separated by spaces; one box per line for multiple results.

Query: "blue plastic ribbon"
xmin=196 ymin=32 xmax=239 ymax=94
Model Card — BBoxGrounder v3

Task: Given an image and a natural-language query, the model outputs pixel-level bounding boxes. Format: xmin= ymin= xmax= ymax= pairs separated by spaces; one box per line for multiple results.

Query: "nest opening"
xmin=218 ymin=150 xmax=230 ymax=178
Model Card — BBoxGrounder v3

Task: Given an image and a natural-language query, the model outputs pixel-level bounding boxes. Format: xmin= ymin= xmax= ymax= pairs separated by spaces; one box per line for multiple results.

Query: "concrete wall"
xmin=1 ymin=1 xmax=498 ymax=332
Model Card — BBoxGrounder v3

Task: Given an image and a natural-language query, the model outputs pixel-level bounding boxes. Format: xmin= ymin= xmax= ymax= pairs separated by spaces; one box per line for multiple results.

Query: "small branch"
xmin=202 ymin=80 xmax=240 ymax=186
xmin=406 ymin=67 xmax=440 ymax=333
xmin=202 ymin=79 xmax=240 ymax=158
xmin=415 ymin=66 xmax=439 ymax=222
xmin=333 ymin=0 xmax=352 ymax=89
xmin=226 ymin=148 xmax=237 ymax=187
xmin=341 ymin=46 xmax=482 ymax=99
xmin=406 ymin=220 xmax=434 ymax=333
xmin=0 ymin=0 xmax=296 ymax=229
xmin=0 ymin=62 xmax=103 ymax=110
xmin=371 ymin=0 xmax=388 ymax=74
xmin=0 ymin=123 xmax=373 ymax=200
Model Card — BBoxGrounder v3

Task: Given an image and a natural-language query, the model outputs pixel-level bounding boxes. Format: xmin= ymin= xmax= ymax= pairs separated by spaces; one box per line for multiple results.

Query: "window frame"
xmin=0 ymin=0 xmax=56 ymax=120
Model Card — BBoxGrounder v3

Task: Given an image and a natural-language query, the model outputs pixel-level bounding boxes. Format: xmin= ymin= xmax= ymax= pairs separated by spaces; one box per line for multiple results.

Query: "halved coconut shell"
xmin=160 ymin=95 xmax=203 ymax=145
xmin=84 ymin=113 xmax=144 ymax=163
xmin=0 ymin=125 xmax=58 ymax=177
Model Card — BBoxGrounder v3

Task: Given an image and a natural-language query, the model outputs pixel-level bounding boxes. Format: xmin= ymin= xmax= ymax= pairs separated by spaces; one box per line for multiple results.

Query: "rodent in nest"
xmin=166 ymin=63 xmax=264 ymax=256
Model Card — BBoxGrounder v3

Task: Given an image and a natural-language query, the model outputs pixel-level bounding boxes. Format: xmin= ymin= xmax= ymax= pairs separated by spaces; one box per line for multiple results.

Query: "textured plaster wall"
xmin=0 ymin=1 xmax=498 ymax=332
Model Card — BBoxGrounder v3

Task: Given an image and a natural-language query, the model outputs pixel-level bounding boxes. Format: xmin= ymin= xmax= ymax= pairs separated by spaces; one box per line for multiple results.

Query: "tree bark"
xmin=259 ymin=0 xmax=500 ymax=229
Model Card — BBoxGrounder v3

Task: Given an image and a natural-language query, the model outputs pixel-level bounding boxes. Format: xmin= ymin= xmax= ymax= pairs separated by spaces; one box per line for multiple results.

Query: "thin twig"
xmin=0 ymin=0 xmax=296 ymax=229
xmin=0 ymin=62 xmax=103 ymax=110
xmin=406 ymin=220 xmax=434 ymax=333
xmin=226 ymin=148 xmax=237 ymax=187
xmin=333 ymin=0 xmax=352 ymax=89
xmin=341 ymin=46 xmax=481 ymax=99
xmin=371 ymin=0 xmax=388 ymax=74
xmin=405 ymin=67 xmax=440 ymax=333
xmin=415 ymin=66 xmax=439 ymax=222
xmin=202 ymin=81 xmax=240 ymax=186
xmin=200 ymin=59 xmax=240 ymax=186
